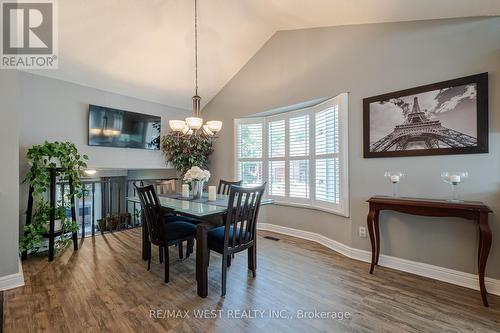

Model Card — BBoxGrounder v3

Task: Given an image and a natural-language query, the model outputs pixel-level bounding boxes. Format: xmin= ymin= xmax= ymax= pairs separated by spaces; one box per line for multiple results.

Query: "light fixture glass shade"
xmin=90 ymin=128 xmax=102 ymax=135
xmin=185 ymin=117 xmax=203 ymax=130
xmin=169 ymin=120 xmax=186 ymax=132
xmin=84 ymin=169 xmax=97 ymax=176
xmin=202 ymin=125 xmax=213 ymax=136
xmin=206 ymin=120 xmax=223 ymax=133
xmin=181 ymin=124 xmax=192 ymax=135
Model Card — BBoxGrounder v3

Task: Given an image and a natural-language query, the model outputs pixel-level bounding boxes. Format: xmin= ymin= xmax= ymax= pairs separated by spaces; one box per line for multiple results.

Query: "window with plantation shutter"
xmin=268 ymin=119 xmax=285 ymax=196
xmin=235 ymin=120 xmax=264 ymax=187
xmin=269 ymin=160 xmax=285 ymax=196
xmin=235 ymin=93 xmax=348 ymax=217
xmin=315 ymin=105 xmax=340 ymax=204
xmin=289 ymin=115 xmax=309 ymax=157
xmin=268 ymin=120 xmax=285 ymax=158
xmin=237 ymin=122 xmax=263 ymax=159
xmin=288 ymin=114 xmax=309 ymax=199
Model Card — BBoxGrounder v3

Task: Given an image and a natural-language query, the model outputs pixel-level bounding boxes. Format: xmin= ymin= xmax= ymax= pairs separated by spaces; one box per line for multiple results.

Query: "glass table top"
xmin=127 ymin=193 xmax=274 ymax=218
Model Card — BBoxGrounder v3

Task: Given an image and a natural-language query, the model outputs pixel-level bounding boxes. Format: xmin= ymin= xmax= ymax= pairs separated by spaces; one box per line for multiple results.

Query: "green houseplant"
xmin=161 ymin=133 xmax=214 ymax=174
xmin=20 ymin=141 xmax=88 ymax=255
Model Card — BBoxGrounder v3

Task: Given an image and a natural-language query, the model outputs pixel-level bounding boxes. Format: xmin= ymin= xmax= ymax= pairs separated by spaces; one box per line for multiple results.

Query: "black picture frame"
xmin=363 ymin=73 xmax=488 ymax=158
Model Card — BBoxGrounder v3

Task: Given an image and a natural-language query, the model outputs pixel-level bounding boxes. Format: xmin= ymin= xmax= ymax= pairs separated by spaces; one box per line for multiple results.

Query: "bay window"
xmin=235 ymin=93 xmax=348 ymax=216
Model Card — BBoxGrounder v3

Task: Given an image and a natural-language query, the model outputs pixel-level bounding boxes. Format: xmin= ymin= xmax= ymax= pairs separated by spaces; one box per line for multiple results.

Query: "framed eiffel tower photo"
xmin=363 ymin=73 xmax=488 ymax=158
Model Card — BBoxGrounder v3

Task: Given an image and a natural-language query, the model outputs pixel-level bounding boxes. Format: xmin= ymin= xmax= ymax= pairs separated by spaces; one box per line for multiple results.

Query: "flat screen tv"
xmin=88 ymin=105 xmax=161 ymax=150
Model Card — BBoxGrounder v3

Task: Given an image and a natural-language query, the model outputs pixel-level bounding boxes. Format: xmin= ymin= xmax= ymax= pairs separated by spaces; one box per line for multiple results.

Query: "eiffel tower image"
xmin=370 ymin=96 xmax=477 ymax=152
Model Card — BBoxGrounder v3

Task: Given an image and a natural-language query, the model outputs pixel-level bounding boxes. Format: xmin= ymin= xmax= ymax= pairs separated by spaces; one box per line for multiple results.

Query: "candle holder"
xmin=385 ymin=171 xmax=405 ymax=198
xmin=441 ymin=172 xmax=468 ymax=202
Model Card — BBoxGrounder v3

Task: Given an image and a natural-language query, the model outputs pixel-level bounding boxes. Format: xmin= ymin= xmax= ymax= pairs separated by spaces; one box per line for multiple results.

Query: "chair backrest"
xmin=218 ymin=179 xmax=243 ymax=195
xmin=223 ymin=183 xmax=266 ymax=252
xmin=135 ymin=184 xmax=163 ymax=246
xmin=141 ymin=179 xmax=176 ymax=195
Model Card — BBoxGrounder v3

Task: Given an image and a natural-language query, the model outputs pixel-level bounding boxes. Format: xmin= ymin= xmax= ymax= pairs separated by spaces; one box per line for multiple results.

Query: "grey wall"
xmin=0 ymin=70 xmax=21 ymax=277
xmin=19 ymin=72 xmax=189 ymax=171
xmin=203 ymin=18 xmax=500 ymax=278
xmin=18 ymin=72 xmax=188 ymax=226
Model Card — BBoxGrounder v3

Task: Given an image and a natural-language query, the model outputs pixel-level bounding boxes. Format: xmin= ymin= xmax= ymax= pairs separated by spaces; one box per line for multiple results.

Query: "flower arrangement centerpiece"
xmin=183 ymin=166 xmax=211 ymax=199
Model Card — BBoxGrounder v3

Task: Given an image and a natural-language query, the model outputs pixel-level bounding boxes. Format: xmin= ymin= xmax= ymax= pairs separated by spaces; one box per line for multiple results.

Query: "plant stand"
xmin=22 ymin=167 xmax=79 ymax=262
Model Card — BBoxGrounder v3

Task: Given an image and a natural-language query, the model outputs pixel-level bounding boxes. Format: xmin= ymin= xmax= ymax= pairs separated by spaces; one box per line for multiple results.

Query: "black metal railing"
xmin=56 ymin=177 xmax=177 ymax=237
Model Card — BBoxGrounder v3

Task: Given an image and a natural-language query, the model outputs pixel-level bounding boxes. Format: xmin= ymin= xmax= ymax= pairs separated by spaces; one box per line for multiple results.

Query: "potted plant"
xmin=161 ymin=132 xmax=214 ymax=174
xmin=20 ymin=141 xmax=88 ymax=255
xmin=183 ymin=166 xmax=211 ymax=199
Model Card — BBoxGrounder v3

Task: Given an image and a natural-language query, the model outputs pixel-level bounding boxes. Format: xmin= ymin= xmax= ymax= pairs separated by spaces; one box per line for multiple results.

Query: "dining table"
xmin=127 ymin=192 xmax=274 ymax=298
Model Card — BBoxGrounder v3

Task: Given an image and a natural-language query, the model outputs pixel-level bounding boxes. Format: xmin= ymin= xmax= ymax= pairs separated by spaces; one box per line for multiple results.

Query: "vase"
xmin=191 ymin=180 xmax=205 ymax=199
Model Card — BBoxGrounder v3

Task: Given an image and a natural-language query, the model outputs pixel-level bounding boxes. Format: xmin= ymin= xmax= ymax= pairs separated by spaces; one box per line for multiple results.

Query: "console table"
xmin=366 ymin=196 xmax=492 ymax=307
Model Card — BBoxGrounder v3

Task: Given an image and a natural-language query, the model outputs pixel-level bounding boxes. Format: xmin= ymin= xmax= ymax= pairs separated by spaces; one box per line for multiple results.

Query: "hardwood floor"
xmin=3 ymin=229 xmax=500 ymax=332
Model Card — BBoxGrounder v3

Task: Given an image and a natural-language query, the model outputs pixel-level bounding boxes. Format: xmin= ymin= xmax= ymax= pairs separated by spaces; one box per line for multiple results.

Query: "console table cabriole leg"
xmin=478 ymin=212 xmax=491 ymax=307
xmin=374 ymin=210 xmax=380 ymax=265
xmin=367 ymin=207 xmax=377 ymax=274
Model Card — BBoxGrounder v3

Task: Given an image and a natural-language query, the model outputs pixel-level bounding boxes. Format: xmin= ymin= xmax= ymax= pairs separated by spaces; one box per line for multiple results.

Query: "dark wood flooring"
xmin=1 ymin=290 xmax=3 ymax=333
xmin=3 ymin=229 xmax=500 ymax=332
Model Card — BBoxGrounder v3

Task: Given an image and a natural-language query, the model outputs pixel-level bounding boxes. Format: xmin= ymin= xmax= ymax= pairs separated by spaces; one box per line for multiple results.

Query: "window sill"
xmin=267 ymin=200 xmax=350 ymax=218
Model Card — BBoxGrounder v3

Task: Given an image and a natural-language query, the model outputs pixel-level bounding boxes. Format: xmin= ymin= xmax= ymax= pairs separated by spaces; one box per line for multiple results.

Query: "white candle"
xmin=208 ymin=186 xmax=217 ymax=201
xmin=450 ymin=175 xmax=461 ymax=183
xmin=390 ymin=175 xmax=400 ymax=183
xmin=182 ymin=184 xmax=190 ymax=198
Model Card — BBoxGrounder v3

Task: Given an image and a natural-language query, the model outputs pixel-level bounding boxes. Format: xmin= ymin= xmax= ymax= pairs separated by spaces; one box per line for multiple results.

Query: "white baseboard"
xmin=257 ymin=223 xmax=500 ymax=297
xmin=0 ymin=259 xmax=24 ymax=291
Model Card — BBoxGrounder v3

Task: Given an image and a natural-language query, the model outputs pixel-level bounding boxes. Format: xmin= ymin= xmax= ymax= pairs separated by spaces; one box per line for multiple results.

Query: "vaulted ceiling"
xmin=29 ymin=0 xmax=500 ymax=110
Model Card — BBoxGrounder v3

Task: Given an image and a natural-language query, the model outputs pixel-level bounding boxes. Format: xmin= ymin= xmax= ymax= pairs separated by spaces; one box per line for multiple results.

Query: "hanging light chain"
xmin=194 ymin=0 xmax=198 ymax=97
xmin=169 ymin=0 xmax=222 ymax=136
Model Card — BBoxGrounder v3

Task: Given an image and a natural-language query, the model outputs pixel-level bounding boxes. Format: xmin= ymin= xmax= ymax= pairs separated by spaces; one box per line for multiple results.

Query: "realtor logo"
xmin=1 ymin=0 xmax=58 ymax=69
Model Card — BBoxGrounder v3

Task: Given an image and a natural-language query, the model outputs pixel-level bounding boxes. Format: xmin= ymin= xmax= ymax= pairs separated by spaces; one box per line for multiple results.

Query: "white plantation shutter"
xmin=315 ymin=105 xmax=340 ymax=204
xmin=235 ymin=120 xmax=264 ymax=187
xmin=268 ymin=120 xmax=285 ymax=158
xmin=235 ymin=93 xmax=348 ymax=216
xmin=289 ymin=115 xmax=309 ymax=156
xmin=288 ymin=114 xmax=309 ymax=199
xmin=289 ymin=160 xmax=309 ymax=198
xmin=315 ymin=157 xmax=339 ymax=203
xmin=268 ymin=119 xmax=285 ymax=196
xmin=237 ymin=123 xmax=263 ymax=159
xmin=268 ymin=160 xmax=285 ymax=196
xmin=315 ymin=105 xmax=339 ymax=155
xmin=237 ymin=161 xmax=263 ymax=187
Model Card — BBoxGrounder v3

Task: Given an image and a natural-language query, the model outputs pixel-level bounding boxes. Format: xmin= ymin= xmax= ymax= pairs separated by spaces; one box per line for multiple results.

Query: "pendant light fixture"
xmin=169 ymin=0 xmax=222 ymax=136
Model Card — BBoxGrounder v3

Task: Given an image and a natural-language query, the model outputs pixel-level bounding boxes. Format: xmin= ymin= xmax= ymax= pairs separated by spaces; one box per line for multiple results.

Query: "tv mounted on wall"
xmin=88 ymin=105 xmax=161 ymax=150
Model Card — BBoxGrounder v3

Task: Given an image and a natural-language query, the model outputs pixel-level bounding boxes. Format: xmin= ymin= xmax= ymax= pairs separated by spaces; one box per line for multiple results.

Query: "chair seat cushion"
xmin=207 ymin=226 xmax=248 ymax=253
xmin=162 ymin=221 xmax=197 ymax=241
xmin=163 ymin=214 xmax=202 ymax=225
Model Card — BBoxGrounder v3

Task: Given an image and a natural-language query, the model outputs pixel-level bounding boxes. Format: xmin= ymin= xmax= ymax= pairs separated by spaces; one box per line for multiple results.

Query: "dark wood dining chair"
xmin=206 ymin=183 xmax=266 ymax=296
xmin=140 ymin=180 xmax=201 ymax=260
xmin=135 ymin=184 xmax=197 ymax=283
xmin=218 ymin=179 xmax=243 ymax=195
